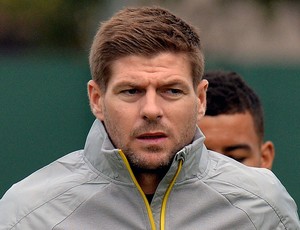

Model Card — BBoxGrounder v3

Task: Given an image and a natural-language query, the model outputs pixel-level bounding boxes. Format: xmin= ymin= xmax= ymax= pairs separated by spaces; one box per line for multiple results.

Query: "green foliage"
xmin=0 ymin=0 xmax=100 ymax=49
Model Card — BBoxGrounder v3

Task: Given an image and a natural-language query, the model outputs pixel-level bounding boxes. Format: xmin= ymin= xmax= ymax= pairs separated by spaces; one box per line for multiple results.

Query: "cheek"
xmin=243 ymin=156 xmax=262 ymax=167
xmin=180 ymin=101 xmax=198 ymax=121
xmin=171 ymin=102 xmax=198 ymax=131
xmin=104 ymin=103 xmax=137 ymax=132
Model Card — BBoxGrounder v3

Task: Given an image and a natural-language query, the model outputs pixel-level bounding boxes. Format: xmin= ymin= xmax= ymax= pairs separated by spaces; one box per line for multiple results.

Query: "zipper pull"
xmin=175 ymin=151 xmax=186 ymax=163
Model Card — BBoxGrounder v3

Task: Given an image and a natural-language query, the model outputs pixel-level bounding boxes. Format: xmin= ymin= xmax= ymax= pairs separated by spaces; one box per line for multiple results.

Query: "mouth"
xmin=137 ymin=132 xmax=167 ymax=140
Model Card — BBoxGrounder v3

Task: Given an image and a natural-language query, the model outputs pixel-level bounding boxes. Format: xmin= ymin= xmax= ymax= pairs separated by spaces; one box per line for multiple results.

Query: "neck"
xmin=132 ymin=168 xmax=168 ymax=194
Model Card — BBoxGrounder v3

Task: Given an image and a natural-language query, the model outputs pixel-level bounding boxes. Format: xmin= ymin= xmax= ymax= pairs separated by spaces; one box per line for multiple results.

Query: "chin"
xmin=130 ymin=155 xmax=173 ymax=172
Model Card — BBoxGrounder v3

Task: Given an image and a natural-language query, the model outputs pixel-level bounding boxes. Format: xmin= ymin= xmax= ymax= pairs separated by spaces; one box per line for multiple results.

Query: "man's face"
xmin=89 ymin=52 xmax=207 ymax=171
xmin=199 ymin=112 xmax=264 ymax=167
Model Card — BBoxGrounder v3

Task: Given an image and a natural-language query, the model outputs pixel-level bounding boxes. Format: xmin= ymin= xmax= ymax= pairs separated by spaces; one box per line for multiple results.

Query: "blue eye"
xmin=165 ymin=88 xmax=183 ymax=95
xmin=121 ymin=89 xmax=140 ymax=95
xmin=127 ymin=89 xmax=139 ymax=94
xmin=160 ymin=88 xmax=185 ymax=100
xmin=169 ymin=89 xmax=182 ymax=94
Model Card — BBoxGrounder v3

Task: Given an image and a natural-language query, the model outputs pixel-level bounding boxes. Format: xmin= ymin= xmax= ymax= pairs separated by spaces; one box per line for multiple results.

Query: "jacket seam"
xmin=9 ymin=174 xmax=101 ymax=229
xmin=51 ymin=176 xmax=109 ymax=229
xmin=206 ymin=178 xmax=288 ymax=229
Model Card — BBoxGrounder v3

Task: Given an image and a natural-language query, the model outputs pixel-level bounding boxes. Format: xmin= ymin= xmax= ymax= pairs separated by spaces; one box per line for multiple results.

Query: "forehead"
xmin=108 ymin=52 xmax=193 ymax=85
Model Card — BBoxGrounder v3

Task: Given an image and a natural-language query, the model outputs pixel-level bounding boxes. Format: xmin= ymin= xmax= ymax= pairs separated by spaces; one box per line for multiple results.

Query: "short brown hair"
xmin=89 ymin=6 xmax=204 ymax=91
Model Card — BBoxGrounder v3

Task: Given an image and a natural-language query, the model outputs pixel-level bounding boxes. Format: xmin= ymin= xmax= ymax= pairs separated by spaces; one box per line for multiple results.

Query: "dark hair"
xmin=203 ymin=71 xmax=264 ymax=141
xmin=89 ymin=6 xmax=204 ymax=91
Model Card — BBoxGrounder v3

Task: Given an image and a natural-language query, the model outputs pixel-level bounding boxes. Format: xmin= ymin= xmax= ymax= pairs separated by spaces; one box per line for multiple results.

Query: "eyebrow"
xmin=113 ymin=78 xmax=190 ymax=90
xmin=114 ymin=81 xmax=139 ymax=88
xmin=223 ymin=144 xmax=251 ymax=152
xmin=161 ymin=80 xmax=189 ymax=87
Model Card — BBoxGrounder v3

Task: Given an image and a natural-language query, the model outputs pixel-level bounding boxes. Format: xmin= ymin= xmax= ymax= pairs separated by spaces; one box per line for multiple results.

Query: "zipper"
xmin=118 ymin=150 xmax=184 ymax=230
xmin=160 ymin=158 xmax=183 ymax=230
xmin=118 ymin=150 xmax=156 ymax=230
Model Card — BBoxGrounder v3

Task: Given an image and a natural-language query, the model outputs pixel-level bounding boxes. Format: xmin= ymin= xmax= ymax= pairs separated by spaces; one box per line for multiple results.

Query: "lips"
xmin=137 ymin=132 xmax=167 ymax=140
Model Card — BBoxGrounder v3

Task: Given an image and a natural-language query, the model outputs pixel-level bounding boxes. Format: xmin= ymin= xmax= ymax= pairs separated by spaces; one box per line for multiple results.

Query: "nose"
xmin=140 ymin=90 xmax=163 ymax=121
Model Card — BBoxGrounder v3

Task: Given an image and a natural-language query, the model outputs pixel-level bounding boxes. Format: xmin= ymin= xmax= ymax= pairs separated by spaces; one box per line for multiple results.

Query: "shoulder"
xmin=203 ymin=150 xmax=300 ymax=228
xmin=0 ymin=150 xmax=100 ymax=229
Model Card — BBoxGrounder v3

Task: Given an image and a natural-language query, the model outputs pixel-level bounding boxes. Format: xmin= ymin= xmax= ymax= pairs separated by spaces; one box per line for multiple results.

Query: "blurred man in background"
xmin=199 ymin=70 xmax=274 ymax=169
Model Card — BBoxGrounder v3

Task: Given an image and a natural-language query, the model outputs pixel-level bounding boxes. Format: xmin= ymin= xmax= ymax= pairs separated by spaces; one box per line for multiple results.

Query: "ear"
xmin=260 ymin=141 xmax=275 ymax=170
xmin=197 ymin=79 xmax=208 ymax=119
xmin=87 ymin=80 xmax=105 ymax=120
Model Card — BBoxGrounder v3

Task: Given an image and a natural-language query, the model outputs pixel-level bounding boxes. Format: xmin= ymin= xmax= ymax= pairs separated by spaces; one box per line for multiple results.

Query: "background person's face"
xmin=95 ymin=52 xmax=207 ymax=171
xmin=199 ymin=112 xmax=263 ymax=167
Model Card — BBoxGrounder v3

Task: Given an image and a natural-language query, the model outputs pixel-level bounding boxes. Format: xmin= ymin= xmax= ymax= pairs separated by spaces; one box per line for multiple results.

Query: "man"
xmin=0 ymin=6 xmax=299 ymax=229
xmin=199 ymin=71 xmax=275 ymax=169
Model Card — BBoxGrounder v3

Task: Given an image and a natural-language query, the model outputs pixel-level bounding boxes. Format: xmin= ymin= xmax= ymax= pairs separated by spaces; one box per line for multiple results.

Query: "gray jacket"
xmin=0 ymin=119 xmax=299 ymax=229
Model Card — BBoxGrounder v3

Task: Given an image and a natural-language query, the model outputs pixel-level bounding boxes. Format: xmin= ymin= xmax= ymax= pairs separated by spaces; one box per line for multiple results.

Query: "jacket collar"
xmin=83 ymin=119 xmax=208 ymax=183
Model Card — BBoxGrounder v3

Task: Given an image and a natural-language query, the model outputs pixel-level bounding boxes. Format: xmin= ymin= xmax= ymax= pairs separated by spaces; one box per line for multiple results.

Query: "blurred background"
xmin=1 ymin=0 xmax=300 ymax=214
